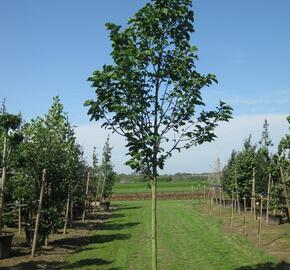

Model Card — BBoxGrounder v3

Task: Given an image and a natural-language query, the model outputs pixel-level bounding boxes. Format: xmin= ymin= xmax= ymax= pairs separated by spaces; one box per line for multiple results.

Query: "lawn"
xmin=65 ymin=200 xmax=277 ymax=270
xmin=113 ymin=180 xmax=207 ymax=194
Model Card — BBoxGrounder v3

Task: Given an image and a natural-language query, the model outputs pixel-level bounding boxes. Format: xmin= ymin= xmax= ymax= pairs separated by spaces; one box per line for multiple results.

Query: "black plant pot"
xmin=268 ymin=214 xmax=281 ymax=225
xmin=255 ymin=209 xmax=267 ymax=219
xmin=100 ymin=201 xmax=110 ymax=211
xmin=0 ymin=232 xmax=14 ymax=259
xmin=25 ymin=226 xmax=34 ymax=247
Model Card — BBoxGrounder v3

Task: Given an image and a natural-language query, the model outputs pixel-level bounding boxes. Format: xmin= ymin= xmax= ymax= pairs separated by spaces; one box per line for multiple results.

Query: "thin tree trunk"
xmin=31 ymin=169 xmax=46 ymax=257
xmin=18 ymin=199 xmax=21 ymax=234
xmin=280 ymin=167 xmax=289 ymax=221
xmin=63 ymin=189 xmax=70 ymax=234
xmin=266 ymin=173 xmax=271 ymax=225
xmin=251 ymin=168 xmax=256 ymax=219
xmin=235 ymin=169 xmax=240 ymax=214
xmin=151 ymin=178 xmax=157 ymax=270
xmin=0 ymin=135 xmax=7 ymax=235
xmin=82 ymin=171 xmax=90 ymax=222
xmin=69 ymin=196 xmax=73 ymax=227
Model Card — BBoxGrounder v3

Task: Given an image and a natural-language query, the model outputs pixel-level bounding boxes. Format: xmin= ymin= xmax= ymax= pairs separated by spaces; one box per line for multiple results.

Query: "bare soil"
xmin=111 ymin=191 xmax=205 ymax=201
xmin=0 ymin=211 xmax=112 ymax=270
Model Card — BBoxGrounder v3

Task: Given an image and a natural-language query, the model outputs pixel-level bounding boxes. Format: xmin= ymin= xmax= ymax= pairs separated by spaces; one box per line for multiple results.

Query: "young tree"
xmin=85 ymin=1 xmax=232 ymax=268
xmin=222 ymin=136 xmax=256 ymax=198
xmin=100 ymin=136 xmax=116 ymax=202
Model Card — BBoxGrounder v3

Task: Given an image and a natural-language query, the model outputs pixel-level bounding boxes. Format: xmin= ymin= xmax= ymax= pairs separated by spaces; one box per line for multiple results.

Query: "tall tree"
xmin=85 ymin=1 xmax=232 ymax=268
xmin=15 ymin=97 xmax=83 ymax=243
xmin=0 ymin=102 xmax=22 ymax=234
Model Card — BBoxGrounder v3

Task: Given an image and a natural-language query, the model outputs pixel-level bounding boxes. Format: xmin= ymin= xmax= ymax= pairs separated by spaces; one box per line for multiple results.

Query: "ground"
xmin=3 ymin=200 xmax=290 ymax=270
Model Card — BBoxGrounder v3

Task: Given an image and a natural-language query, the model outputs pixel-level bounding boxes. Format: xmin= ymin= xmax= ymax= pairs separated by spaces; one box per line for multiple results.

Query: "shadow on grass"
xmin=0 ymin=260 xmax=64 ymax=270
xmin=115 ymin=205 xmax=143 ymax=211
xmin=51 ymin=233 xmax=131 ymax=250
xmin=97 ymin=222 xmax=140 ymax=231
xmin=0 ymin=258 xmax=116 ymax=270
xmin=235 ymin=261 xmax=290 ymax=269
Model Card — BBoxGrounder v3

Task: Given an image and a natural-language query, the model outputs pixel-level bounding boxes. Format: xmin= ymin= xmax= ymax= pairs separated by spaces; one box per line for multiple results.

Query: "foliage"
xmin=85 ymin=0 xmax=232 ymax=180
xmin=10 ymin=97 xmax=85 ymax=241
xmin=100 ymin=136 xmax=116 ymax=201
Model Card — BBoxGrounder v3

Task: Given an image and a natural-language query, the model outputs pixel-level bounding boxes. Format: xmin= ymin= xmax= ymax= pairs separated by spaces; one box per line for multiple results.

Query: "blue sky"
xmin=0 ymin=0 xmax=289 ymax=173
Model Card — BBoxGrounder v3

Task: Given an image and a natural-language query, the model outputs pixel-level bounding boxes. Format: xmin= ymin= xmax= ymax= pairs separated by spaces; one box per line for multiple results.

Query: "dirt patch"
xmin=0 ymin=211 xmax=113 ymax=270
xmin=111 ymin=191 xmax=205 ymax=201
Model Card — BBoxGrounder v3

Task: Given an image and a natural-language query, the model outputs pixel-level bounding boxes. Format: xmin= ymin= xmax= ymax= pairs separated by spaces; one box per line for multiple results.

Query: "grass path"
xmin=66 ymin=200 xmax=278 ymax=270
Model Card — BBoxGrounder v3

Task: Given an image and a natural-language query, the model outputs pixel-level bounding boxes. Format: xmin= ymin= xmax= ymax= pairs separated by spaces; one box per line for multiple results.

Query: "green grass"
xmin=65 ymin=200 xmax=277 ymax=269
xmin=113 ymin=180 xmax=207 ymax=194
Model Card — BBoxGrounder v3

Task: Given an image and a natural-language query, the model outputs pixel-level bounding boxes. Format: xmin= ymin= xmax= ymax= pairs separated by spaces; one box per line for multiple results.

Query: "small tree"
xmin=100 ymin=136 xmax=116 ymax=202
xmin=85 ymin=1 xmax=232 ymax=268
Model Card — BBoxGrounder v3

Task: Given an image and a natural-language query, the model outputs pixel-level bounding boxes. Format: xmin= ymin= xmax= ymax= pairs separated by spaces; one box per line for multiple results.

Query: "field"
xmin=65 ymin=200 xmax=279 ymax=270
xmin=3 ymin=200 xmax=290 ymax=269
xmin=113 ymin=180 xmax=207 ymax=194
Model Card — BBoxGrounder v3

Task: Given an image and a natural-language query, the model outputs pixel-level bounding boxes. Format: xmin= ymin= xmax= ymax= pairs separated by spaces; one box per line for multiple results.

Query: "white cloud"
xmin=75 ymin=113 xmax=289 ymax=174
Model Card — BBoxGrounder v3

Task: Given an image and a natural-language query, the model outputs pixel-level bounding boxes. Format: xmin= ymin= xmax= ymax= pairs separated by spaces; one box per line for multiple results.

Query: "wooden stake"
xmin=209 ymin=190 xmax=212 ymax=216
xmin=243 ymin=197 xmax=247 ymax=236
xmin=219 ymin=188 xmax=222 ymax=218
xmin=191 ymin=185 xmax=194 ymax=202
xmin=82 ymin=171 xmax=91 ymax=222
xmin=251 ymin=168 xmax=256 ymax=219
xmin=230 ymin=191 xmax=234 ymax=230
xmin=235 ymin=169 xmax=240 ymax=214
xmin=266 ymin=173 xmax=271 ymax=225
xmin=18 ymin=199 xmax=21 ymax=235
xmin=31 ymin=169 xmax=46 ymax=258
xmin=203 ymin=185 xmax=206 ymax=208
xmin=258 ymin=196 xmax=263 ymax=243
xmin=63 ymin=189 xmax=70 ymax=235
xmin=280 ymin=167 xmax=289 ymax=221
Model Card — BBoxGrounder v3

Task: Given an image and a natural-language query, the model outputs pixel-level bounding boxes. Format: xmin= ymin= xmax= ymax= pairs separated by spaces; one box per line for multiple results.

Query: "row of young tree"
xmin=0 ymin=97 xmax=116 ymax=252
xmin=222 ymin=117 xmax=290 ymax=215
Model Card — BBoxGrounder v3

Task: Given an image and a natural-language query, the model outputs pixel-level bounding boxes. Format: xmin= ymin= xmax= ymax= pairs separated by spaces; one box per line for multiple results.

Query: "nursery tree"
xmin=100 ymin=136 xmax=116 ymax=201
xmin=0 ymin=103 xmax=22 ymax=234
xmin=222 ymin=136 xmax=257 ymax=198
xmin=16 ymin=97 xmax=83 ymax=243
xmin=85 ymin=0 xmax=232 ymax=268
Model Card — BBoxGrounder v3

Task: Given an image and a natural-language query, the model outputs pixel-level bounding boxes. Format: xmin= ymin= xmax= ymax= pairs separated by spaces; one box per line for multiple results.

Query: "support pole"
xmin=243 ymin=197 xmax=247 ymax=236
xmin=251 ymin=168 xmax=256 ymax=219
xmin=266 ymin=173 xmax=271 ymax=225
xmin=280 ymin=167 xmax=289 ymax=221
xmin=31 ymin=169 xmax=46 ymax=258
xmin=63 ymin=189 xmax=70 ymax=235
xmin=258 ymin=195 xmax=263 ymax=243
xmin=219 ymin=188 xmax=222 ymax=218
xmin=230 ymin=191 xmax=234 ymax=230
xmin=18 ymin=199 xmax=21 ymax=235
xmin=82 ymin=171 xmax=90 ymax=222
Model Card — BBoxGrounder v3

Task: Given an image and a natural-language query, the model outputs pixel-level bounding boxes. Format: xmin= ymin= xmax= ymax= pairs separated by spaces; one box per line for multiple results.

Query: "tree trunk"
xmin=151 ymin=178 xmax=157 ymax=270
xmin=18 ymin=199 xmax=21 ymax=234
xmin=0 ymin=135 xmax=7 ymax=235
xmin=266 ymin=173 xmax=271 ymax=225
xmin=251 ymin=168 xmax=256 ymax=219
xmin=63 ymin=189 xmax=70 ymax=234
xmin=82 ymin=171 xmax=90 ymax=222
xmin=31 ymin=169 xmax=46 ymax=257
xmin=69 ymin=196 xmax=73 ymax=227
